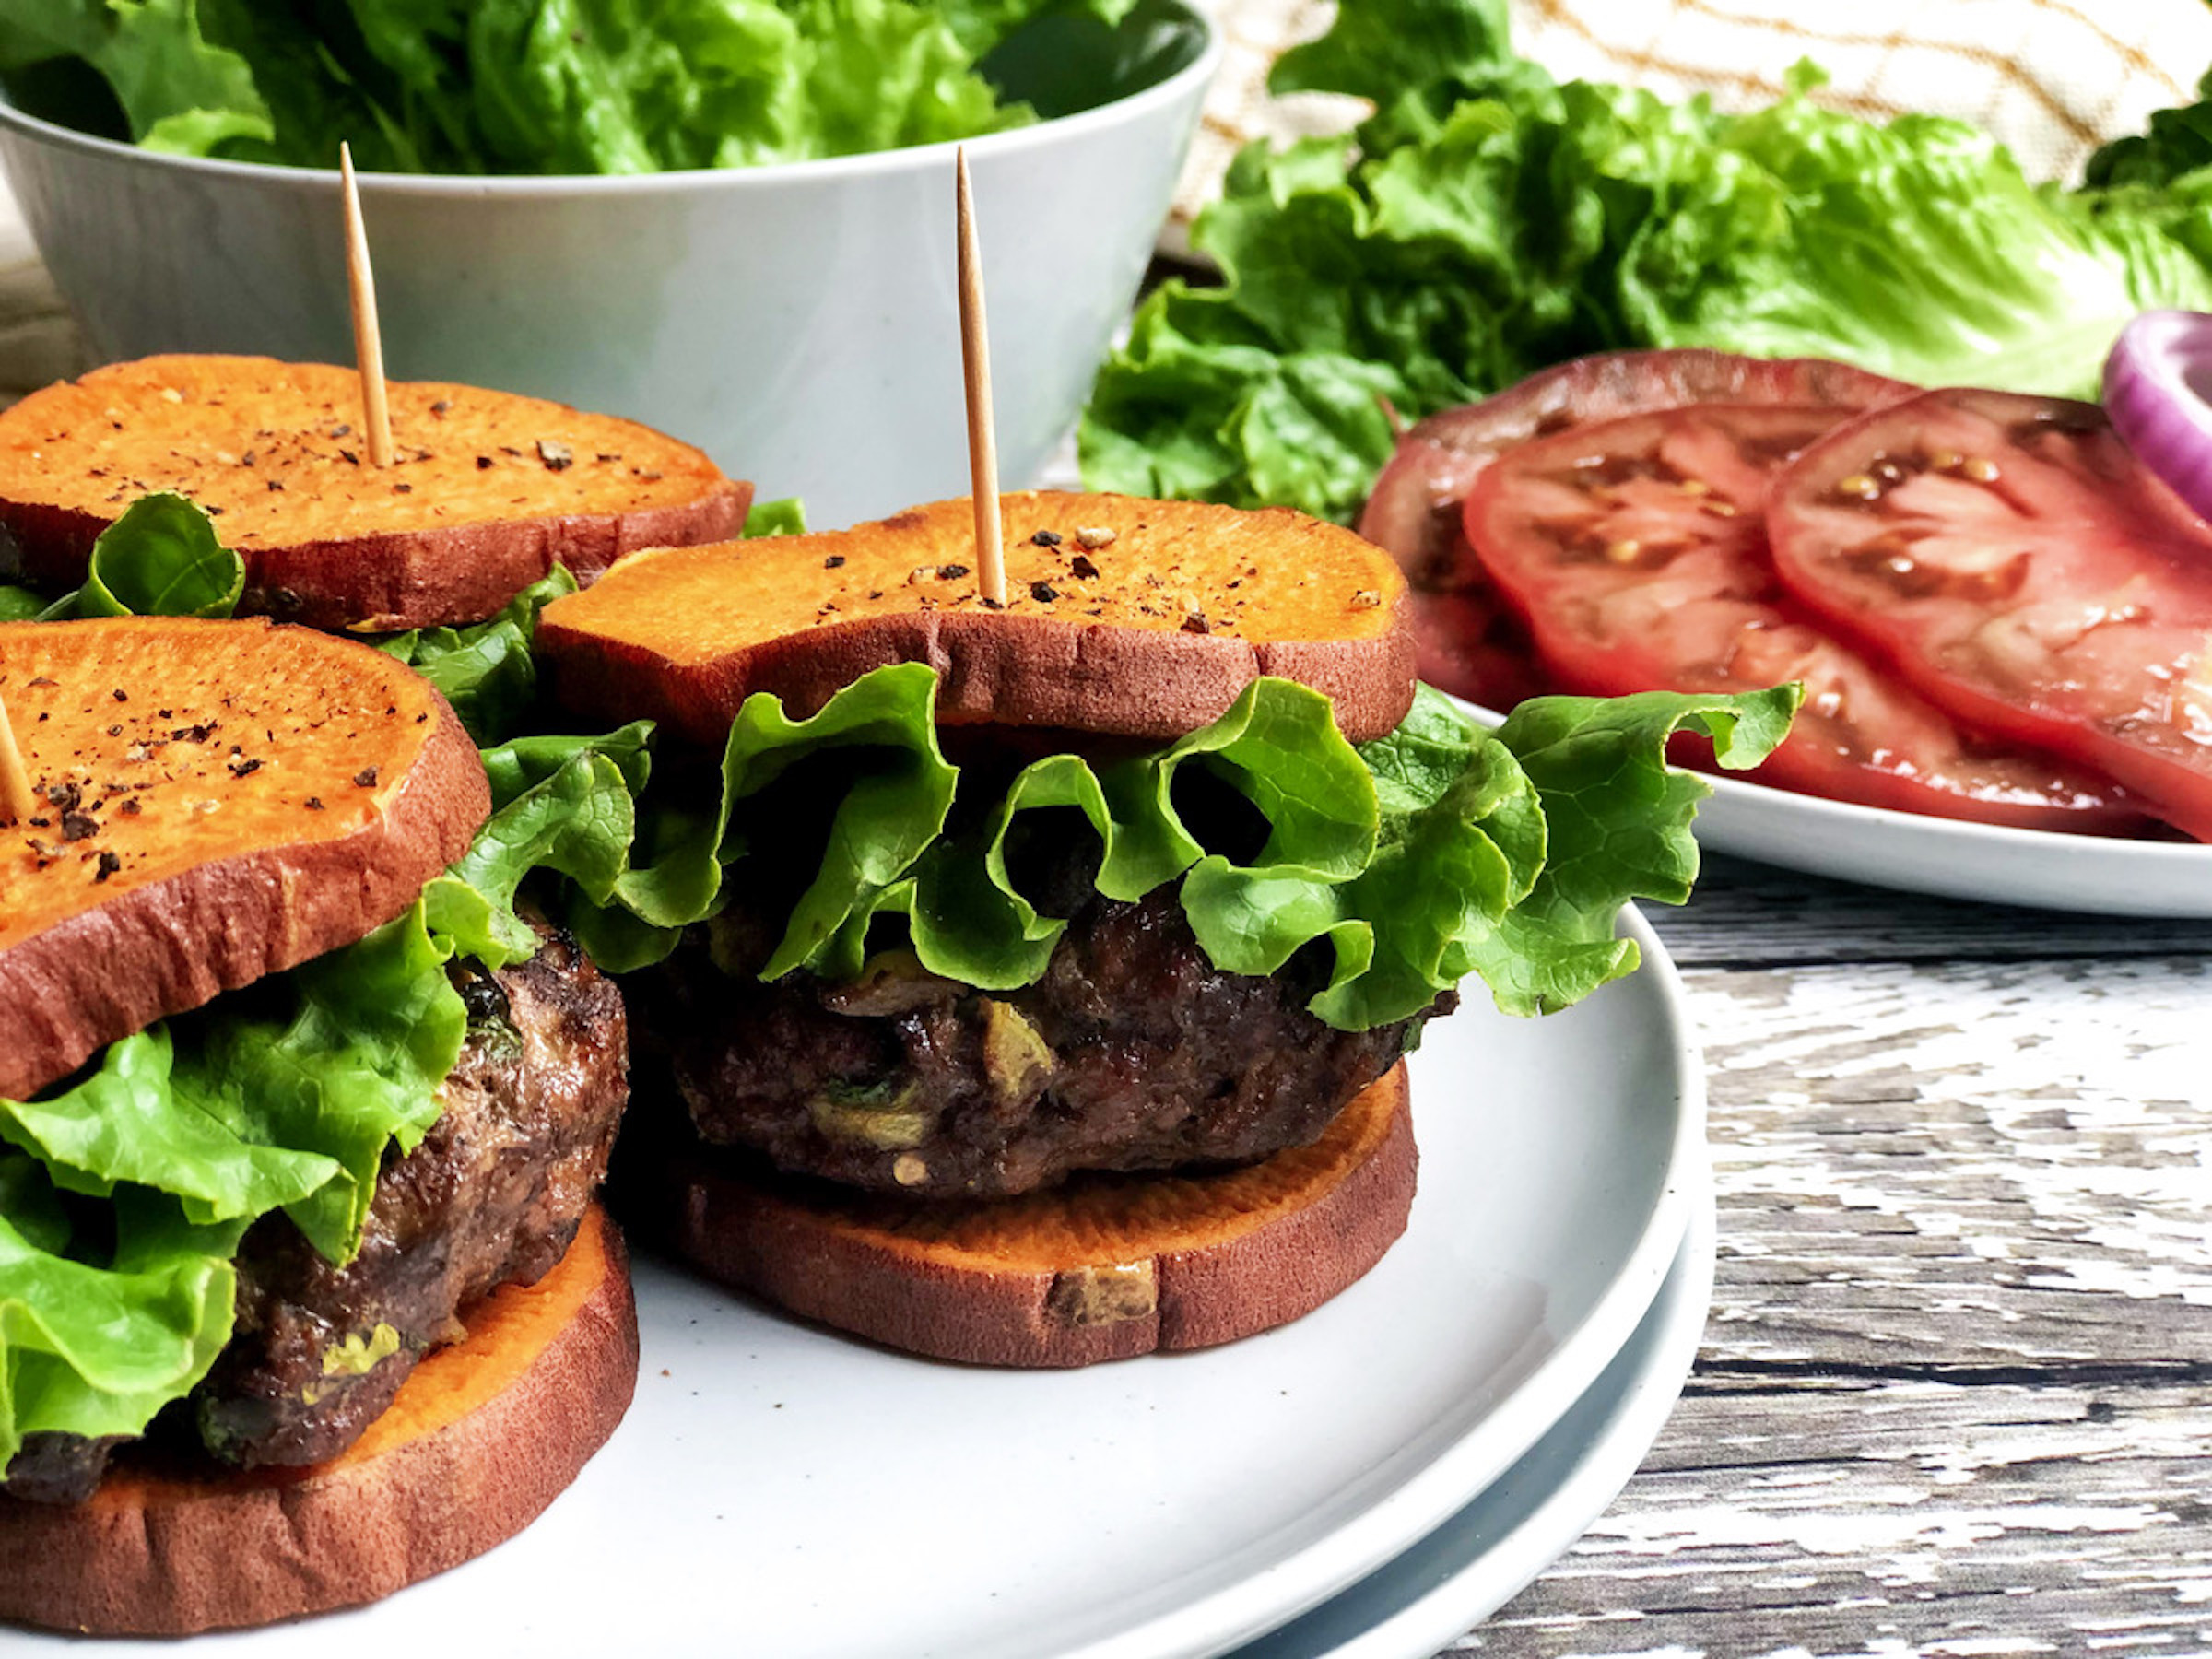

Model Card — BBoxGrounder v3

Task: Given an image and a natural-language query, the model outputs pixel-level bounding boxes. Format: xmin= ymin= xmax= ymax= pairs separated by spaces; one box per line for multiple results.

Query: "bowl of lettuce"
xmin=0 ymin=0 xmax=1218 ymax=525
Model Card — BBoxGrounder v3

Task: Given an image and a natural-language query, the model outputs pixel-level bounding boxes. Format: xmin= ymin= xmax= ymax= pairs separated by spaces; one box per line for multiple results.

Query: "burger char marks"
xmin=644 ymin=879 xmax=1446 ymax=1200
xmin=1 ymin=930 xmax=627 ymax=1505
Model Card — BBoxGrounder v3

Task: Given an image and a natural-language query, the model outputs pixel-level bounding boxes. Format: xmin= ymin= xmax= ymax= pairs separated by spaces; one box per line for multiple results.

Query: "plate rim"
xmin=1063 ymin=904 xmax=1708 ymax=1659
xmin=1249 ymin=1160 xmax=1717 ymax=1659
xmin=1447 ymin=691 xmax=2212 ymax=915
xmin=1446 ymin=691 xmax=2208 ymax=863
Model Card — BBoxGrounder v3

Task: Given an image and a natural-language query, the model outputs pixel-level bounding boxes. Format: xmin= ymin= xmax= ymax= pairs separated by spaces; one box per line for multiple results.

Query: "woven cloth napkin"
xmin=1172 ymin=0 xmax=2212 ymax=242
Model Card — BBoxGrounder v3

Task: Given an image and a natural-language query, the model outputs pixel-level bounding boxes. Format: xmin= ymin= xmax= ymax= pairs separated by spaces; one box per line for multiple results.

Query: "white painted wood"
xmin=1443 ymin=862 xmax=2212 ymax=1656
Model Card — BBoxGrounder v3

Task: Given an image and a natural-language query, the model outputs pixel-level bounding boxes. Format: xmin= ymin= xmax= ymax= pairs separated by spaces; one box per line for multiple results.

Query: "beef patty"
xmin=3 ymin=931 xmax=627 ymax=1506
xmin=642 ymin=884 xmax=1446 ymax=1200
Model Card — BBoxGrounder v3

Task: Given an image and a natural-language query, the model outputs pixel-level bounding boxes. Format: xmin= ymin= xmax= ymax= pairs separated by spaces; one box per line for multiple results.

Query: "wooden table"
xmin=1459 ymin=856 xmax=2212 ymax=1655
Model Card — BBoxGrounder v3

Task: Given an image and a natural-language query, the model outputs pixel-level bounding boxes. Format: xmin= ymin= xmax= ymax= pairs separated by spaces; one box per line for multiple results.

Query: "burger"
xmin=533 ymin=489 xmax=1794 ymax=1365
xmin=0 ymin=609 xmax=641 ymax=1635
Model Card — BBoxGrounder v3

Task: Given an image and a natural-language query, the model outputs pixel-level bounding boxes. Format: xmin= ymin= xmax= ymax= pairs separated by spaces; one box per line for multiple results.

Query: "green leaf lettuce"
xmin=1080 ymin=0 xmax=2212 ymax=524
xmin=561 ymin=664 xmax=1796 ymax=1028
xmin=0 ymin=0 xmax=1135 ymax=173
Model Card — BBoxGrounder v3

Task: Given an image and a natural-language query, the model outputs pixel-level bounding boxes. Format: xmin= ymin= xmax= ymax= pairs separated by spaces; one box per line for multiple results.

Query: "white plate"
xmin=1228 ymin=1166 xmax=1715 ymax=1659
xmin=1451 ymin=694 xmax=2212 ymax=917
xmin=10 ymin=912 xmax=1701 ymax=1659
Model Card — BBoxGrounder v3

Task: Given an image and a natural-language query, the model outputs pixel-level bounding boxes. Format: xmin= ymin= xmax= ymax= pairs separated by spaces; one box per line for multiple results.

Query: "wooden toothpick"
xmin=339 ymin=143 xmax=395 ymax=468
xmin=954 ymin=147 xmax=1006 ymax=607
xmin=0 ymin=688 xmax=35 ymax=827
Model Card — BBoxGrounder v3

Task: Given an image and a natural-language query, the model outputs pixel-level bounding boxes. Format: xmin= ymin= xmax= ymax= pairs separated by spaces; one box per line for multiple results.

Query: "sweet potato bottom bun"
xmin=0 ymin=1207 xmax=639 ymax=1637
xmin=624 ymin=1065 xmax=1415 ymax=1368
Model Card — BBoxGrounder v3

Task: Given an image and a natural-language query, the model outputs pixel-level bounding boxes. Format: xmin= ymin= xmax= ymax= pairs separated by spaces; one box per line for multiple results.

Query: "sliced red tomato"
xmin=1464 ymin=403 xmax=2153 ymax=833
xmin=1769 ymin=387 xmax=2212 ymax=840
xmin=1360 ymin=350 xmax=1912 ymax=587
xmin=1406 ymin=588 xmax=1548 ymax=710
xmin=1359 ymin=432 xmax=1542 ymax=707
xmin=1359 ymin=351 xmax=1913 ymax=708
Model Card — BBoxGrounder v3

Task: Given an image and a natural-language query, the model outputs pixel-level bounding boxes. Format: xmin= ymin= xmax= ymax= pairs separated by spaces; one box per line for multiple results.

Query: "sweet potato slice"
xmin=537 ymin=492 xmax=1418 ymax=743
xmin=0 ymin=617 xmax=488 ymax=1100
xmin=0 ymin=1206 xmax=638 ymax=1637
xmin=637 ymin=1063 xmax=1416 ymax=1367
xmin=0 ymin=355 xmax=750 ymax=630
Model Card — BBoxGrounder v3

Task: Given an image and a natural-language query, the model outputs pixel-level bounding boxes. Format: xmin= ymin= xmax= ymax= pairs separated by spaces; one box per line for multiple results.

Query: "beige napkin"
xmin=1171 ymin=0 xmax=2212 ymax=242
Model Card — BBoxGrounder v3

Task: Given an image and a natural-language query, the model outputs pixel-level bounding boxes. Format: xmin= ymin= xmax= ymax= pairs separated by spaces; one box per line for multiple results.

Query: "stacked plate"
xmin=1448 ymin=692 xmax=2212 ymax=918
xmin=1643 ymin=764 xmax=2212 ymax=917
xmin=18 ymin=911 xmax=1713 ymax=1659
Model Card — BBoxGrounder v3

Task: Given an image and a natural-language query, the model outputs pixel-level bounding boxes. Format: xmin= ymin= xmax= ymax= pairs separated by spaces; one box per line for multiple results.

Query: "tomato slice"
xmin=1360 ymin=351 xmax=1913 ymax=587
xmin=1359 ymin=351 xmax=1912 ymax=708
xmin=1769 ymin=387 xmax=2212 ymax=839
xmin=1464 ymin=403 xmax=2154 ymax=832
xmin=1404 ymin=588 xmax=1548 ymax=709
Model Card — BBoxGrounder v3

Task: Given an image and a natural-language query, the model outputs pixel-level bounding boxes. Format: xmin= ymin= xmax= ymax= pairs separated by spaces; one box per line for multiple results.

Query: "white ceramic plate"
xmin=9 ymin=911 xmax=1701 ymax=1659
xmin=1450 ymin=694 xmax=2212 ymax=916
xmin=1228 ymin=1166 xmax=1715 ymax=1659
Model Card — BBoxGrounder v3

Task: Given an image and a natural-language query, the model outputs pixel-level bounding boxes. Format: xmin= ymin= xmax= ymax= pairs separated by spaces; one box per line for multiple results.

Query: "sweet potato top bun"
xmin=535 ymin=491 xmax=1418 ymax=744
xmin=0 ymin=355 xmax=750 ymax=630
xmin=0 ymin=616 xmax=487 ymax=1099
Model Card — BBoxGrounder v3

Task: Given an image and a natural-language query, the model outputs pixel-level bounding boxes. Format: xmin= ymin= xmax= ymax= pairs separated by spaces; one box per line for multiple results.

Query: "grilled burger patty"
xmin=642 ymin=884 xmax=1446 ymax=1201
xmin=2 ymin=931 xmax=627 ymax=1506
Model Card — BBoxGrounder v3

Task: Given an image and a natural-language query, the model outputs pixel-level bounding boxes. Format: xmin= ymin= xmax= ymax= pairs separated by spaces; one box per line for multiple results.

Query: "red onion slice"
xmin=2104 ymin=311 xmax=2212 ymax=524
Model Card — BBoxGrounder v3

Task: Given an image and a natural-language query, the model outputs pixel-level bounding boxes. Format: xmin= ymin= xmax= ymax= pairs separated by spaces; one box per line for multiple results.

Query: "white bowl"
xmin=0 ymin=4 xmax=1217 ymax=528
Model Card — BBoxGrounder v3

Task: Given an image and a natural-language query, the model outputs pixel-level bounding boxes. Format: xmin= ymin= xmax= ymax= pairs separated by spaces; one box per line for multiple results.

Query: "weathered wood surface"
xmin=1453 ymin=860 xmax=2212 ymax=1657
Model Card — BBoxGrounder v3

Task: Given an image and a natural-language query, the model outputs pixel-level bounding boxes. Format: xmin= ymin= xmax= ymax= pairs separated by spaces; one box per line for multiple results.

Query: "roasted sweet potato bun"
xmin=0 ymin=355 xmax=749 ymax=630
xmin=537 ymin=491 xmax=1417 ymax=744
xmin=0 ymin=616 xmax=487 ymax=1100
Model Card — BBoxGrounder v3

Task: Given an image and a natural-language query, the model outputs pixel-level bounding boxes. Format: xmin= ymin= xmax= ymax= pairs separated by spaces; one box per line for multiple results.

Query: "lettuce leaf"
xmin=2088 ymin=72 xmax=2212 ymax=193
xmin=0 ymin=902 xmax=462 ymax=1469
xmin=0 ymin=0 xmax=272 ymax=152
xmin=0 ymin=0 xmax=1132 ymax=173
xmin=427 ymin=731 xmax=649 ymax=967
xmin=1470 ymin=685 xmax=1798 ymax=1013
xmin=564 ymin=665 xmax=1793 ymax=1028
xmin=378 ymin=568 xmax=579 ymax=747
xmin=70 ymin=493 xmax=243 ymax=618
xmin=743 ymin=496 xmax=810 ymax=537
xmin=1080 ymin=0 xmax=2212 ymax=524
xmin=19 ymin=492 xmax=244 ymax=623
xmin=0 ymin=1159 xmax=243 ymax=1452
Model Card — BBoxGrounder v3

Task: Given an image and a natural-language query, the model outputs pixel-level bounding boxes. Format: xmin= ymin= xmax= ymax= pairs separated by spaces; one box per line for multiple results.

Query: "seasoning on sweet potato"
xmin=0 ymin=355 xmax=750 ymax=631
xmin=0 ymin=615 xmax=488 ymax=1099
xmin=536 ymin=490 xmax=1418 ymax=743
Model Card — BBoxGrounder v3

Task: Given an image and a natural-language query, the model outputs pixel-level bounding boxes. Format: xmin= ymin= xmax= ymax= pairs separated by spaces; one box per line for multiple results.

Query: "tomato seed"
xmin=1835 ymin=474 xmax=1882 ymax=500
